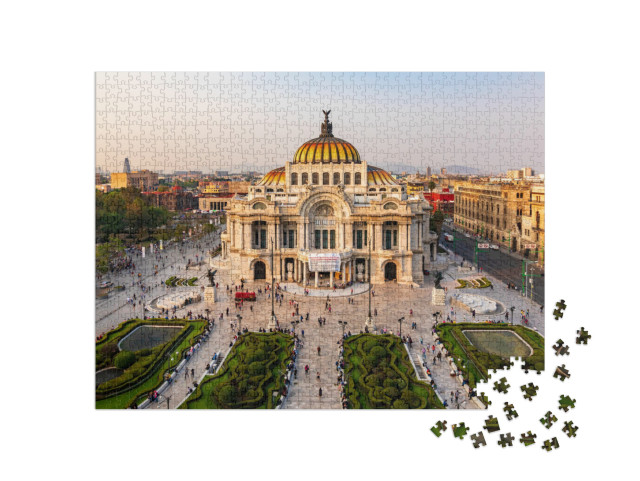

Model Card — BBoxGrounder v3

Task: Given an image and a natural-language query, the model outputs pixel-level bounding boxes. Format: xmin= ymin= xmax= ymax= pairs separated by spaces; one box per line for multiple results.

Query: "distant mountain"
xmin=376 ymin=162 xmax=482 ymax=175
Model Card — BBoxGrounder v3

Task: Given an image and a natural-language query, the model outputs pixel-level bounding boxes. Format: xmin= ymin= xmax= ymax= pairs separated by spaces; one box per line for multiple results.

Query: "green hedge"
xmin=343 ymin=334 xmax=443 ymax=409
xmin=435 ymin=323 xmax=545 ymax=389
xmin=181 ymin=332 xmax=293 ymax=409
xmin=96 ymin=318 xmax=207 ymax=408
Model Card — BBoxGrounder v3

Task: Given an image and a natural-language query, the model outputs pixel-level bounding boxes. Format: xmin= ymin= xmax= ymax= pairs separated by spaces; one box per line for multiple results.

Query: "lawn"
xmin=180 ymin=332 xmax=293 ymax=409
xmin=343 ymin=334 xmax=443 ymax=409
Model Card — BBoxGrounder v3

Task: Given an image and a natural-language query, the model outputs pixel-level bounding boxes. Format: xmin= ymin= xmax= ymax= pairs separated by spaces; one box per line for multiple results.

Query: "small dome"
xmin=293 ymin=110 xmax=361 ymax=164
xmin=257 ymin=167 xmax=285 ymax=186
xmin=367 ymin=166 xmax=398 ymax=186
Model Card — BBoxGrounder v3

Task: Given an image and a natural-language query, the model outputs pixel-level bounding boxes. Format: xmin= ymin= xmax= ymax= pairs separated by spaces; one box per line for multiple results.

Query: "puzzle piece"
xmin=553 ymin=364 xmax=570 ymax=381
xmin=539 ymin=411 xmax=557 ymax=429
xmin=562 ymin=421 xmax=579 ymax=438
xmin=576 ymin=328 xmax=591 ymax=345
xmin=479 ymin=392 xmax=492 ymax=406
xmin=493 ymin=377 xmax=510 ymax=394
xmin=552 ymin=339 xmax=570 ymax=356
xmin=483 ymin=415 xmax=500 ymax=433
xmin=452 ymin=423 xmax=469 ymax=440
xmin=498 ymin=432 xmax=515 ymax=447
xmin=553 ymin=299 xmax=566 ymax=320
xmin=520 ymin=382 xmax=539 ymax=401
xmin=520 ymin=359 xmax=542 ymax=374
xmin=470 ymin=432 xmax=487 ymax=448
xmin=558 ymin=395 xmax=576 ymax=412
xmin=503 ymin=402 xmax=519 ymax=420
xmin=431 ymin=420 xmax=448 ymax=437
xmin=519 ymin=431 xmax=537 ymax=446
xmin=541 ymin=437 xmax=560 ymax=451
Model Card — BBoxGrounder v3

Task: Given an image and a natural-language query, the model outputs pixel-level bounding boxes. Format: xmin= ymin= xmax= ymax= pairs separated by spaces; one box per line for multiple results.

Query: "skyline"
xmin=96 ymin=72 xmax=544 ymax=176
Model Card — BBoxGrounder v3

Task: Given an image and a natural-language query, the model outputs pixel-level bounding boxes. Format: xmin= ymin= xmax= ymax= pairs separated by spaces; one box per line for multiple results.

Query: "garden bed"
xmin=180 ymin=332 xmax=293 ymax=409
xmin=343 ymin=334 xmax=443 ymax=409
xmin=435 ymin=323 xmax=544 ymax=389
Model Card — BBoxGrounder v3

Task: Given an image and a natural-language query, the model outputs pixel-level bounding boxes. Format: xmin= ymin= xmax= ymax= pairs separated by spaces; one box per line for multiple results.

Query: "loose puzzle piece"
xmin=539 ymin=411 xmax=557 ymax=429
xmin=553 ymin=364 xmax=570 ymax=381
xmin=471 ymin=432 xmax=487 ymax=448
xmin=493 ymin=377 xmax=510 ymax=394
xmin=503 ymin=402 xmax=519 ymax=420
xmin=558 ymin=395 xmax=576 ymax=412
xmin=483 ymin=415 xmax=500 ymax=433
xmin=562 ymin=421 xmax=579 ymax=438
xmin=521 ymin=382 xmax=539 ymax=401
xmin=553 ymin=339 xmax=570 ymax=356
xmin=541 ymin=437 xmax=560 ymax=451
xmin=520 ymin=431 xmax=537 ymax=446
xmin=553 ymin=299 xmax=566 ymax=320
xmin=431 ymin=420 xmax=448 ymax=437
xmin=498 ymin=433 xmax=515 ymax=448
xmin=576 ymin=328 xmax=591 ymax=345
xmin=452 ymin=423 xmax=469 ymax=440
xmin=479 ymin=392 xmax=492 ymax=406
xmin=521 ymin=359 xmax=542 ymax=374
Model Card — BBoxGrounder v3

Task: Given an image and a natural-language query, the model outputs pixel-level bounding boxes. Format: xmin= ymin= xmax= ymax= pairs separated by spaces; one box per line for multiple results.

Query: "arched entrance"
xmin=254 ymin=261 xmax=266 ymax=280
xmin=384 ymin=262 xmax=397 ymax=281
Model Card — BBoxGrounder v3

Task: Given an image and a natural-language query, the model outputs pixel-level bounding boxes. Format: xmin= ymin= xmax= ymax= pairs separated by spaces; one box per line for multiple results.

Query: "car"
xmin=490 ymin=244 xmax=499 ymax=250
xmin=463 ymin=233 xmax=471 ymax=238
xmin=100 ymin=281 xmax=113 ymax=288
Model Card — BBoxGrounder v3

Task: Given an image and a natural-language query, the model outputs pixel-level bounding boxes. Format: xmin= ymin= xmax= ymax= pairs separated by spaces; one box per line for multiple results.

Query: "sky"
xmin=96 ymin=72 xmax=544 ymax=176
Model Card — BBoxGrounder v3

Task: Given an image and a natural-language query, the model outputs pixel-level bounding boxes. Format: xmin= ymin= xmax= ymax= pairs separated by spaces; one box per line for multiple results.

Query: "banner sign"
xmin=308 ymin=253 xmax=341 ymax=272
xmin=478 ymin=243 xmax=490 ymax=249
xmin=142 ymin=246 xmax=146 ymax=258
xmin=524 ymin=243 xmax=537 ymax=249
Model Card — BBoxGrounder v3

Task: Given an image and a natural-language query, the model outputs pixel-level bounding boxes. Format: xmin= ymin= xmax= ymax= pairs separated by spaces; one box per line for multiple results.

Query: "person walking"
xmin=318 ymin=387 xmax=323 ymax=397
xmin=317 ymin=346 xmax=321 ymax=355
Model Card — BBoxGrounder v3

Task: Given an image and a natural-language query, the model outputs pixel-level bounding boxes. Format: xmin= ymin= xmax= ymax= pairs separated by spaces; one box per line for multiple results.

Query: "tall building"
xmin=441 ymin=167 xmax=447 ymax=176
xmin=426 ymin=166 xmax=431 ymax=178
xmin=452 ymin=180 xmax=531 ymax=251
xmin=110 ymin=170 xmax=159 ymax=190
xmin=220 ymin=112 xmax=438 ymax=286
xmin=123 ymin=157 xmax=131 ymax=173
xmin=522 ymin=184 xmax=545 ymax=265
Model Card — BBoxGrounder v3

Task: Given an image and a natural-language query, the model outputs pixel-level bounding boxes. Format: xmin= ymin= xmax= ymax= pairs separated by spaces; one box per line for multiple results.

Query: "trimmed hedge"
xmin=181 ymin=332 xmax=293 ymax=409
xmin=343 ymin=334 xmax=443 ymax=409
xmin=436 ymin=323 xmax=545 ymax=389
xmin=96 ymin=318 xmax=207 ymax=408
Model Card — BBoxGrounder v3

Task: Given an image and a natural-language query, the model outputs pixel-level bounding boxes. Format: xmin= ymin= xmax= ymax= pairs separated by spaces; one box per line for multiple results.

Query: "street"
xmin=440 ymin=225 xmax=545 ymax=306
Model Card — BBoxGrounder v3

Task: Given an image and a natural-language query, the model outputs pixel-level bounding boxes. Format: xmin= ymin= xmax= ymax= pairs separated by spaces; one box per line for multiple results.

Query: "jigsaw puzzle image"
xmin=95 ymin=72 xmax=544 ymax=409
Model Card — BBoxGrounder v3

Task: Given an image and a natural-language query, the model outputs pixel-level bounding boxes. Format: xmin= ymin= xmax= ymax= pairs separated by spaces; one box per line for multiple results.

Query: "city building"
xmin=215 ymin=170 xmax=230 ymax=177
xmin=227 ymin=180 xmax=251 ymax=194
xmin=426 ymin=166 xmax=431 ymax=178
xmin=424 ymin=188 xmax=454 ymax=216
xmin=199 ymin=193 xmax=234 ymax=212
xmin=452 ymin=180 xmax=531 ymax=252
xmin=199 ymin=181 xmax=230 ymax=194
xmin=110 ymin=170 xmax=159 ymax=190
xmin=220 ymin=112 xmax=437 ymax=286
xmin=407 ymin=181 xmax=425 ymax=196
xmin=123 ymin=157 xmax=131 ymax=174
xmin=143 ymin=190 xmax=197 ymax=211
xmin=522 ymin=184 xmax=545 ymax=265
xmin=96 ymin=184 xmax=112 ymax=193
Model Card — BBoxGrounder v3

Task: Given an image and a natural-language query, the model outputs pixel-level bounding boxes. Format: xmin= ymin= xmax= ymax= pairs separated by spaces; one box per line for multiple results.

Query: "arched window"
xmin=344 ymin=172 xmax=351 ymax=185
xmin=301 ymin=173 xmax=308 ymax=185
xmin=354 ymin=172 xmax=361 ymax=185
xmin=312 ymin=172 xmax=319 ymax=185
xmin=333 ymin=172 xmax=340 ymax=185
xmin=290 ymin=173 xmax=298 ymax=185
xmin=322 ymin=172 xmax=329 ymax=185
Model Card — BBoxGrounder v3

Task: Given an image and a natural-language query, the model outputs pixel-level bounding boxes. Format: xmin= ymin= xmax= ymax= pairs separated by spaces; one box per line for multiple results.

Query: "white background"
xmin=1 ymin=1 xmax=638 ymax=480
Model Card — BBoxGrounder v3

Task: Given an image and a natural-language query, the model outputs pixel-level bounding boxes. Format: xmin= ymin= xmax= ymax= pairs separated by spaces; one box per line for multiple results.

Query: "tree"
xmin=430 ymin=210 xmax=445 ymax=239
xmin=428 ymin=180 xmax=437 ymax=193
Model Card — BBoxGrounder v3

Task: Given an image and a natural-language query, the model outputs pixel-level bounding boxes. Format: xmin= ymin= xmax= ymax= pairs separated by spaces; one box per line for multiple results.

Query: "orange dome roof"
xmin=367 ymin=166 xmax=398 ymax=186
xmin=257 ymin=167 xmax=285 ymax=186
xmin=293 ymin=110 xmax=361 ymax=164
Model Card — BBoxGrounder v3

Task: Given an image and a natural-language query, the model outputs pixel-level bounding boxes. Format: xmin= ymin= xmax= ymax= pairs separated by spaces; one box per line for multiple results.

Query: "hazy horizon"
xmin=96 ymin=72 xmax=544 ymax=176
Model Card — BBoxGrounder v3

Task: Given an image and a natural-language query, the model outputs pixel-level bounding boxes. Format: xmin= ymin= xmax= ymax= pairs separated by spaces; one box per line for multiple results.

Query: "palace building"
xmin=219 ymin=112 xmax=438 ymax=287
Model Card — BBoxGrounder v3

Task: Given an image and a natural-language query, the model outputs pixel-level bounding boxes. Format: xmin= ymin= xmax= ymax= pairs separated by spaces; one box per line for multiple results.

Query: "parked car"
xmin=490 ymin=244 xmax=499 ymax=250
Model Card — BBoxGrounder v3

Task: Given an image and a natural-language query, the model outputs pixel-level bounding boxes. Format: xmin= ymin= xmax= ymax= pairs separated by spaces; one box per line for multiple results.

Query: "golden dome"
xmin=367 ymin=166 xmax=398 ymax=186
xmin=293 ymin=110 xmax=361 ymax=164
xmin=257 ymin=167 xmax=285 ymax=186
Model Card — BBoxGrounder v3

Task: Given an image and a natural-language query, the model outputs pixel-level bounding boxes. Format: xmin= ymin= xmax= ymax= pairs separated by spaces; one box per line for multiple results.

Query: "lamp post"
xmin=338 ymin=320 xmax=348 ymax=339
xmin=398 ymin=317 xmax=405 ymax=339
xmin=364 ymin=239 xmax=375 ymax=331
xmin=268 ymin=237 xmax=278 ymax=329
xmin=236 ymin=314 xmax=242 ymax=334
xmin=510 ymin=306 xmax=515 ymax=326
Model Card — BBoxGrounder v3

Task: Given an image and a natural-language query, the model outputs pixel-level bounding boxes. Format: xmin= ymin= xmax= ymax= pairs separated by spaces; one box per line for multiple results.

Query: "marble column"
xmin=303 ymin=261 xmax=308 ymax=285
xmin=330 ymin=270 xmax=334 ymax=288
xmin=341 ymin=261 xmax=346 ymax=282
xmin=315 ymin=271 xmax=319 ymax=288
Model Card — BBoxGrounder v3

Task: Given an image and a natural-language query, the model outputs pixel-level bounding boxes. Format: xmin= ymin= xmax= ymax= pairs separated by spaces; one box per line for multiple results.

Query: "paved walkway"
xmin=98 ymin=244 xmax=544 ymax=409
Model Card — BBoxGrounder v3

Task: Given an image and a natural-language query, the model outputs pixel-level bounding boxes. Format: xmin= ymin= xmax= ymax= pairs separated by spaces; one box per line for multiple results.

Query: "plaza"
xmin=96 ymin=231 xmax=544 ymax=409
